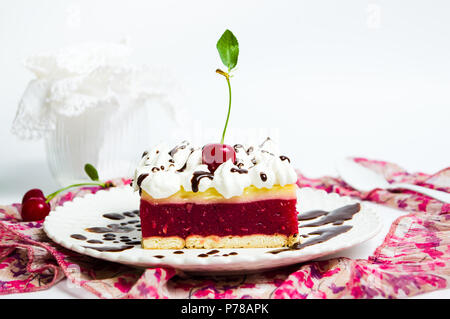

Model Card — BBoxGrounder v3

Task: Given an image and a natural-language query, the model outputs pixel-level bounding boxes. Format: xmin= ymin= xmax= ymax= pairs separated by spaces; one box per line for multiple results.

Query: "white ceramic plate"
xmin=43 ymin=186 xmax=381 ymax=274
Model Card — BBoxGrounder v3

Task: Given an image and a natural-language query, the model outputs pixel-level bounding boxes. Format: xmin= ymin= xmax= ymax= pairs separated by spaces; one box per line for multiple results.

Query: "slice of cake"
xmin=131 ymin=138 xmax=299 ymax=249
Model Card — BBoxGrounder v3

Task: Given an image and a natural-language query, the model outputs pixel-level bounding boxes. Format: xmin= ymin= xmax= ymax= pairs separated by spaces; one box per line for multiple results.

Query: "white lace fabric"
xmin=11 ymin=42 xmax=179 ymax=139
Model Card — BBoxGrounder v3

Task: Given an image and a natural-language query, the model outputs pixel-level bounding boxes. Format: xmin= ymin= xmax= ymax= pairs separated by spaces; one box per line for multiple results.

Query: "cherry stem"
xmin=45 ymin=182 xmax=106 ymax=203
xmin=216 ymin=69 xmax=232 ymax=144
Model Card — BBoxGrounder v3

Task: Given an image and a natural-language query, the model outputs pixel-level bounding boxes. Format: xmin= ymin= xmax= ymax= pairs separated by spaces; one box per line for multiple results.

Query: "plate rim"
xmin=43 ymin=186 xmax=382 ymax=272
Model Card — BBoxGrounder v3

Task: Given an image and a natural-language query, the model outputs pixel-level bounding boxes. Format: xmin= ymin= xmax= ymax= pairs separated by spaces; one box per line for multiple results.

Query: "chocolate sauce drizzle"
xmin=192 ymin=250 xmax=240 ymax=258
xmin=87 ymin=239 xmax=103 ymax=244
xmin=268 ymin=225 xmax=353 ymax=254
xmin=102 ymin=213 xmax=125 ymax=220
xmin=85 ymin=224 xmax=134 ymax=234
xmin=123 ymin=211 xmax=138 ymax=218
xmin=191 ymin=171 xmax=214 ymax=192
xmin=137 ymin=174 xmax=149 ymax=187
xmin=267 ymin=203 xmax=361 ymax=254
xmin=259 ymin=137 xmax=270 ymax=146
xmin=175 ymin=148 xmax=195 ymax=173
xmin=102 ymin=211 xmax=138 ymax=221
xmin=169 ymin=142 xmax=187 ymax=157
xmin=176 ymin=163 xmax=187 ymax=173
xmin=230 ymin=167 xmax=248 ymax=174
xmin=279 ymin=155 xmax=290 ymax=163
xmin=71 ymin=210 xmax=142 ymax=252
xmin=299 ymin=203 xmax=361 ymax=227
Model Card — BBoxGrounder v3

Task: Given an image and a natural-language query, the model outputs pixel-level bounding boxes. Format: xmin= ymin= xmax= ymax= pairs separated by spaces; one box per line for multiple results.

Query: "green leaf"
xmin=84 ymin=163 xmax=99 ymax=181
xmin=216 ymin=29 xmax=239 ymax=71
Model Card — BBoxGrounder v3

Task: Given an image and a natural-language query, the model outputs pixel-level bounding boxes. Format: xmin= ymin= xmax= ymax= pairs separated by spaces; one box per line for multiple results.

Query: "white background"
xmin=0 ymin=0 xmax=449 ymax=298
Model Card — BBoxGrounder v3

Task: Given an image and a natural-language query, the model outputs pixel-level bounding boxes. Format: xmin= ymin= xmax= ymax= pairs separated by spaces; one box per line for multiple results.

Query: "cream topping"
xmin=212 ymin=160 xmax=251 ymax=199
xmin=132 ymin=138 xmax=298 ymax=199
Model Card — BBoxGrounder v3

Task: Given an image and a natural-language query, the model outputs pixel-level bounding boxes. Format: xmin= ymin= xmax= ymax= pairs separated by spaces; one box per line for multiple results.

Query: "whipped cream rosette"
xmin=132 ymin=138 xmax=297 ymax=199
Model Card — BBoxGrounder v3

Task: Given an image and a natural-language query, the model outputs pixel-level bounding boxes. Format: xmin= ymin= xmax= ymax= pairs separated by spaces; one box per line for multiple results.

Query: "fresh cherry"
xmin=202 ymin=143 xmax=236 ymax=173
xmin=22 ymin=188 xmax=46 ymax=204
xmin=21 ymin=197 xmax=51 ymax=221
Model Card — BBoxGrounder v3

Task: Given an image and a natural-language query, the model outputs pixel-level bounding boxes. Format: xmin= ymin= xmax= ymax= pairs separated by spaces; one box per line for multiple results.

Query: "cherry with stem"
xmin=21 ymin=163 xmax=109 ymax=221
xmin=202 ymin=30 xmax=240 ymax=173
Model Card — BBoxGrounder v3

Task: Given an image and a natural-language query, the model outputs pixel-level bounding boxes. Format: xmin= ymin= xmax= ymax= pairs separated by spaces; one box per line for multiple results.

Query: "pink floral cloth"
xmin=0 ymin=158 xmax=449 ymax=298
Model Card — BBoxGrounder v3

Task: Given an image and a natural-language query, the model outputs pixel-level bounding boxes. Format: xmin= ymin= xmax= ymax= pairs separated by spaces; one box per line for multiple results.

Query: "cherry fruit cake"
xmin=131 ymin=138 xmax=299 ymax=249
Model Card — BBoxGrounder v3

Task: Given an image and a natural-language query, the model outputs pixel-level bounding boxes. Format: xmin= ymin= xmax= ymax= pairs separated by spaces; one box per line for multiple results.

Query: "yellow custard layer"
xmin=142 ymin=184 xmax=298 ymax=204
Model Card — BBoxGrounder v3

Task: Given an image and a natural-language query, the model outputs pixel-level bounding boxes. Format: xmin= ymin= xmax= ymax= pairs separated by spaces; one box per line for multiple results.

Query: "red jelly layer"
xmin=139 ymin=198 xmax=299 ymax=238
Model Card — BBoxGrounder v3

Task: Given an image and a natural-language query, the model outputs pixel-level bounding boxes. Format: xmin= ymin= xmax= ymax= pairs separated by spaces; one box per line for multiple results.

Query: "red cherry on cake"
xmin=22 ymin=188 xmax=46 ymax=204
xmin=202 ymin=143 xmax=236 ymax=173
xmin=21 ymin=197 xmax=51 ymax=221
